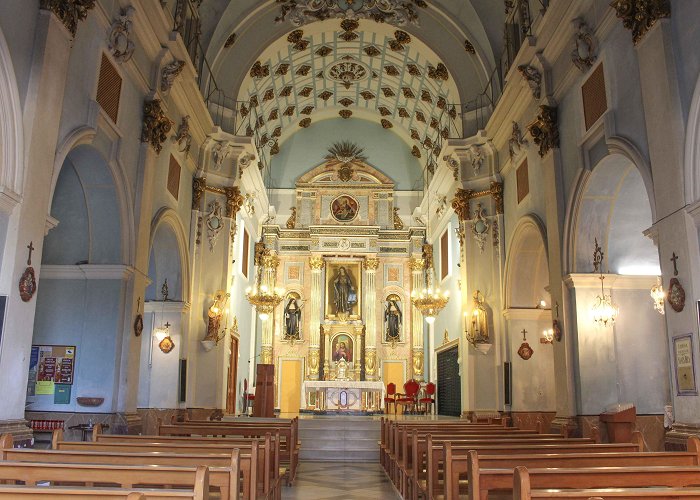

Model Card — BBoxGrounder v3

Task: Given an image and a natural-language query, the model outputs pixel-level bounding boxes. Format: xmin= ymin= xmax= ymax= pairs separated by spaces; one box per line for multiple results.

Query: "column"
xmin=308 ymin=256 xmax=324 ymax=380
xmin=364 ymin=257 xmax=379 ymax=380
xmin=409 ymin=258 xmax=425 ymax=381
xmin=0 ymin=6 xmax=92 ymax=442
xmin=260 ymin=254 xmax=279 ymax=364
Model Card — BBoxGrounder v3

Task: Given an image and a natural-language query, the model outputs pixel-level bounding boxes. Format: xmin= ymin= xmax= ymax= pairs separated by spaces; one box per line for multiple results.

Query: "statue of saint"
xmin=284 ymin=296 xmax=301 ymax=339
xmin=335 ymin=356 xmax=349 ymax=381
xmin=385 ymin=298 xmax=402 ymax=342
xmin=332 ymin=266 xmax=357 ymax=315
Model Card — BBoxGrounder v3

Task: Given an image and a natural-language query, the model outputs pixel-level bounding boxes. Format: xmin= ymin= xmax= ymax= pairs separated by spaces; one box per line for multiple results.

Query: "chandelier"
xmin=590 ymin=238 xmax=619 ymax=327
xmin=245 ymin=283 xmax=285 ymax=321
xmin=650 ymin=277 xmax=666 ymax=315
xmin=411 ymin=243 xmax=449 ymax=324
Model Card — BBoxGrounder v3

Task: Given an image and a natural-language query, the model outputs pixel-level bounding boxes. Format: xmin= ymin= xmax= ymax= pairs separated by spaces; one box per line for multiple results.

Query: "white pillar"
xmin=308 ymin=256 xmax=324 ymax=379
xmin=410 ymin=257 xmax=425 ymax=381
xmin=364 ymin=257 xmax=379 ymax=380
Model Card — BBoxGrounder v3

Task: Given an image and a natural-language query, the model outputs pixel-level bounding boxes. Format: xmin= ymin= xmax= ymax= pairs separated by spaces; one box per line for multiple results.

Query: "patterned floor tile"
xmin=284 ymin=462 xmax=399 ymax=499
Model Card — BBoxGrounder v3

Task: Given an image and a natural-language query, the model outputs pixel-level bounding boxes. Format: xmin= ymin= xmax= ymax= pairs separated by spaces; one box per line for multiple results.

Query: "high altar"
xmin=254 ymin=147 xmax=429 ymax=412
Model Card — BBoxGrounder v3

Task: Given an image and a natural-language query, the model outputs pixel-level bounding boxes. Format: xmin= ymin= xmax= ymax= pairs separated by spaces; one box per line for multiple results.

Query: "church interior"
xmin=1 ymin=0 xmax=700 ymax=498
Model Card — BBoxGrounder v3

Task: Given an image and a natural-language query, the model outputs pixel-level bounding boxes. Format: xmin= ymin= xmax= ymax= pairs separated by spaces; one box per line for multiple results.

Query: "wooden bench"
xmin=418 ymin=434 xmax=644 ymax=500
xmin=513 ymin=466 xmax=700 ymax=499
xmin=0 ymin=486 xmax=202 ymax=498
xmin=452 ymin=438 xmax=700 ymax=500
xmin=0 ymin=462 xmax=212 ymax=499
xmin=158 ymin=422 xmax=297 ymax=486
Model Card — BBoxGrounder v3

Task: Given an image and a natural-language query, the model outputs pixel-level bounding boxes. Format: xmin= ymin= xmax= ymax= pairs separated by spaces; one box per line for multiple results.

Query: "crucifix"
xmin=164 ymin=322 xmax=171 ymax=330
xmin=26 ymin=241 xmax=34 ymax=266
xmin=521 ymin=328 xmax=528 ymax=340
xmin=670 ymin=252 xmax=679 ymax=276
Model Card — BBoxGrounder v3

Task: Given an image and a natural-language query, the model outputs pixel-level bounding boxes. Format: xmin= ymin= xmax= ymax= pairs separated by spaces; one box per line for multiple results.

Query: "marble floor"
xmin=282 ymin=462 xmax=400 ymax=500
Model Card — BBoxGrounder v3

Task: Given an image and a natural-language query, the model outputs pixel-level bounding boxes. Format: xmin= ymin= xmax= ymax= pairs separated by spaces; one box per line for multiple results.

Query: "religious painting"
xmin=331 ymin=334 xmax=353 ymax=362
xmin=384 ymin=294 xmax=403 ymax=344
xmin=673 ymin=333 xmax=697 ymax=396
xmin=325 ymin=261 xmax=361 ymax=321
xmin=283 ymin=292 xmax=302 ymax=341
xmin=330 ymin=195 xmax=359 ymax=222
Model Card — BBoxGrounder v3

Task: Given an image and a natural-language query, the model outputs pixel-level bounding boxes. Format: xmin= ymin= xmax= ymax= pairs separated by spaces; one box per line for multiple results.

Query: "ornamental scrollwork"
xmin=571 ymin=19 xmax=597 ymax=72
xmin=223 ymin=186 xmax=244 ymax=218
xmin=490 ymin=181 xmax=504 ymax=215
xmin=451 ymin=188 xmax=472 ymax=222
xmin=274 ymin=0 xmax=428 ymax=27
xmin=527 ymin=105 xmax=559 ymax=158
xmin=40 ymin=0 xmax=96 ymax=37
xmin=141 ymin=99 xmax=172 ymax=154
xmin=108 ymin=7 xmax=136 ymax=63
xmin=610 ymin=0 xmax=670 ymax=45
xmin=517 ymin=64 xmax=542 ymax=100
xmin=172 ymin=115 xmax=192 ymax=157
xmin=161 ymin=60 xmax=185 ymax=94
xmin=192 ymin=177 xmax=206 ymax=210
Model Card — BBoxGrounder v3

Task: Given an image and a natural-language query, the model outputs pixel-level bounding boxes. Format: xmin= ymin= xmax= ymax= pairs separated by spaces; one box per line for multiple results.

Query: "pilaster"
xmin=308 ymin=255 xmax=324 ymax=379
xmin=364 ymin=256 xmax=379 ymax=380
xmin=409 ymin=257 xmax=425 ymax=381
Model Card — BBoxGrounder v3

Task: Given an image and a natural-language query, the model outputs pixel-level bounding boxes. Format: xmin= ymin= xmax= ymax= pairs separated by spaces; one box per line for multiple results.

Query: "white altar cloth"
xmin=301 ymin=380 xmax=385 ymax=411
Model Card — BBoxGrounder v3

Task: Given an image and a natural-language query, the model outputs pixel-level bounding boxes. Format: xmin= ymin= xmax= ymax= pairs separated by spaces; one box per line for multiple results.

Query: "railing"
xmin=462 ymin=0 xmax=549 ymax=136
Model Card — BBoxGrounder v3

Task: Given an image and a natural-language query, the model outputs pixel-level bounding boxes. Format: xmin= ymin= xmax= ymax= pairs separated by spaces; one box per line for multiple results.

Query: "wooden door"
xmin=437 ymin=346 xmax=461 ymax=416
xmin=226 ymin=336 xmax=238 ymax=414
xmin=279 ymin=359 xmax=302 ymax=414
xmin=253 ymin=364 xmax=275 ymax=417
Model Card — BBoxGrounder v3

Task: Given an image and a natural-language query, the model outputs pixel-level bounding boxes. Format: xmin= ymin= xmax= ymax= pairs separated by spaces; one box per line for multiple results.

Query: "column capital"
xmin=409 ymin=258 xmax=425 ymax=272
xmin=261 ymin=254 xmax=280 ymax=270
xmin=309 ymin=256 xmax=325 ymax=270
xmin=364 ymin=257 xmax=380 ymax=271
xmin=452 ymin=188 xmax=473 ymax=222
xmin=610 ymin=0 xmax=670 ymax=45
xmin=40 ymin=0 xmax=96 ymax=38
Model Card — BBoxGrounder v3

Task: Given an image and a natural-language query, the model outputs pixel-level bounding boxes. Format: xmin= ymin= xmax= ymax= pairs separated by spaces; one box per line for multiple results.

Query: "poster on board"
xmin=27 ymin=345 xmax=76 ymax=396
xmin=673 ymin=333 xmax=698 ymax=396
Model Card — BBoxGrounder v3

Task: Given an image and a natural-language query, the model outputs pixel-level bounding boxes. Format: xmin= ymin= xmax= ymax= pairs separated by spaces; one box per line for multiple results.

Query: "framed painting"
xmin=330 ymin=195 xmax=359 ymax=223
xmin=672 ymin=333 xmax=698 ymax=396
xmin=331 ymin=333 xmax=354 ymax=362
xmin=325 ymin=261 xmax=362 ymax=321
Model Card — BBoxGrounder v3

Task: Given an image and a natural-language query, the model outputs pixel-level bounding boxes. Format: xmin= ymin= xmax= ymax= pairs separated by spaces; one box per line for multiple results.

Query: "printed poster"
xmin=673 ymin=334 xmax=698 ymax=395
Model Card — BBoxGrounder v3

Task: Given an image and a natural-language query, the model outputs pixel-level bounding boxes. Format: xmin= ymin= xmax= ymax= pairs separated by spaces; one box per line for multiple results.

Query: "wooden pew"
xmin=82 ymin=430 xmax=279 ymax=499
xmin=0 ymin=486 xmax=201 ymax=498
xmin=158 ymin=421 xmax=297 ymax=486
xmin=453 ymin=438 xmax=700 ymax=500
xmin=419 ymin=434 xmax=644 ymax=500
xmin=1 ymin=448 xmax=259 ymax=500
xmin=513 ymin=465 xmax=700 ymax=499
xmin=0 ymin=462 xmax=212 ymax=499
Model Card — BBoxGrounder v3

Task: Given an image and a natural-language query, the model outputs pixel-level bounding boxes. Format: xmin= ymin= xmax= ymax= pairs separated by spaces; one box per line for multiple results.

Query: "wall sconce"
xmin=536 ymin=299 xmax=548 ymax=309
xmin=202 ymin=290 xmax=230 ymax=352
xmin=149 ymin=280 xmax=175 ymax=366
xmin=650 ymin=277 xmax=666 ymax=315
xmin=541 ymin=328 xmax=554 ymax=344
xmin=464 ymin=290 xmax=492 ymax=355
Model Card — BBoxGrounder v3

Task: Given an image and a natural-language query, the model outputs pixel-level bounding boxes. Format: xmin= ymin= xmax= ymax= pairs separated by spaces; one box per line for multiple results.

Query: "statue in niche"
xmin=384 ymin=295 xmax=402 ymax=343
xmin=332 ymin=266 xmax=357 ymax=315
xmin=283 ymin=294 xmax=302 ymax=340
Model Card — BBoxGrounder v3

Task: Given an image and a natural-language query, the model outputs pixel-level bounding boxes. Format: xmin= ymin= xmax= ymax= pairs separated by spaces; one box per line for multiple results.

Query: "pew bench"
xmin=513 ymin=466 xmax=700 ymax=499
xmin=0 ymin=486 xmax=202 ymax=499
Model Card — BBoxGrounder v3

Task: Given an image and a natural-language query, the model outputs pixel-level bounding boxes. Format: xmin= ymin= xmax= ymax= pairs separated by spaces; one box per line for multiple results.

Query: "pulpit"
xmin=599 ymin=404 xmax=636 ymax=443
xmin=253 ymin=364 xmax=275 ymax=418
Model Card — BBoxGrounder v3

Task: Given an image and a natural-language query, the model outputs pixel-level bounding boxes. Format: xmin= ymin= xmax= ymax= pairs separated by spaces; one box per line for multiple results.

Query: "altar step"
xmin=298 ymin=416 xmax=380 ymax=462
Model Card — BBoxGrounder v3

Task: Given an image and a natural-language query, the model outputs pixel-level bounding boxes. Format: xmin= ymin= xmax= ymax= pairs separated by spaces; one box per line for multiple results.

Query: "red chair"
xmin=419 ymin=382 xmax=436 ymax=415
xmin=243 ymin=378 xmax=255 ymax=415
xmin=396 ymin=379 xmax=420 ymax=414
xmin=384 ymin=382 xmax=397 ymax=414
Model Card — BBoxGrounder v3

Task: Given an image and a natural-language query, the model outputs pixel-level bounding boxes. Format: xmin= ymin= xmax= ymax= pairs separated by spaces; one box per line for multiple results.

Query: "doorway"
xmin=437 ymin=346 xmax=461 ymax=416
xmin=226 ymin=336 xmax=238 ymax=414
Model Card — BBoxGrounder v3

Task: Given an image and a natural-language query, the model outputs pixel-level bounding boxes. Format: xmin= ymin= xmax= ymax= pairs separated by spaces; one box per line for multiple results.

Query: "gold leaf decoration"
xmin=421 ymin=89 xmax=432 ymax=103
xmin=275 ymin=63 xmax=290 ymax=76
xmin=339 ymin=97 xmax=354 ymax=107
xmin=378 ymin=106 xmax=392 ymax=116
xmin=360 ymin=90 xmax=375 ymax=100
xmin=364 ymin=46 xmax=381 ymax=57
xmin=250 ymin=61 xmax=270 ymax=79
xmin=339 ymin=110 xmax=352 ymax=119
xmin=301 ymin=105 xmax=314 ymax=115
xmin=283 ymin=105 xmax=296 ymax=116
xmin=249 ymin=95 xmax=259 ymax=107
xmin=299 ymin=118 xmax=311 ymax=128
xmin=318 ymin=90 xmax=333 ymax=101
xmin=239 ymin=104 xmax=249 ymax=118
xmin=428 ymin=62 xmax=449 ymax=81
xmin=268 ymin=109 xmax=279 ymax=120
xmin=272 ymin=126 xmax=282 ymax=138
xmin=340 ymin=31 xmax=358 ymax=42
xmin=298 ymin=86 xmax=313 ymax=97
xmin=381 ymin=119 xmax=393 ymax=129
xmin=296 ymin=65 xmax=311 ymax=76
xmin=402 ymin=87 xmax=415 ymax=98
xmin=411 ymin=145 xmax=421 ymax=158
xmin=385 ymin=65 xmax=400 ymax=76
xmin=316 ymin=46 xmax=333 ymax=57
xmin=399 ymin=108 xmax=410 ymax=118
xmin=415 ymin=111 xmax=426 ymax=122
xmin=263 ymin=89 xmax=275 ymax=102
xmin=382 ymin=87 xmax=395 ymax=97
xmin=279 ymin=86 xmax=293 ymax=97
xmin=430 ymin=117 xmax=439 ymax=129
xmin=437 ymin=96 xmax=447 ymax=109
xmin=410 ymin=129 xmax=420 ymax=140
xmin=407 ymin=64 xmax=421 ymax=76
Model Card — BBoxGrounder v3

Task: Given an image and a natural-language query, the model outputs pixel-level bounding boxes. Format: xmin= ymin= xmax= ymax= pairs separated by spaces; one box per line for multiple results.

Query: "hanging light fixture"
xmin=590 ymin=238 xmax=619 ymax=327
xmin=650 ymin=276 xmax=666 ymax=315
xmin=245 ymin=283 xmax=285 ymax=321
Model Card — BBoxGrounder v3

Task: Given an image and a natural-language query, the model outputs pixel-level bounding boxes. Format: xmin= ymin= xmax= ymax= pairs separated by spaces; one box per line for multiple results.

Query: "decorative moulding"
xmin=564 ymin=273 xmax=658 ymax=290
xmin=502 ymin=308 xmax=552 ymax=321
xmin=40 ymin=264 xmax=135 ymax=281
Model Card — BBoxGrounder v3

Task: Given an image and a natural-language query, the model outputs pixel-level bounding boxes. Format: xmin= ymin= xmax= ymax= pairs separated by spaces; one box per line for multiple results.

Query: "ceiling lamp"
xmin=590 ymin=238 xmax=619 ymax=328
xmin=245 ymin=284 xmax=285 ymax=321
xmin=411 ymin=243 xmax=449 ymax=324
xmin=650 ymin=277 xmax=666 ymax=315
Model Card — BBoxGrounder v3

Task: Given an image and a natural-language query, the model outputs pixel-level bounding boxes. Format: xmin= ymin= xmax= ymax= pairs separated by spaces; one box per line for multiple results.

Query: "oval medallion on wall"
xmin=330 ymin=195 xmax=359 ymax=223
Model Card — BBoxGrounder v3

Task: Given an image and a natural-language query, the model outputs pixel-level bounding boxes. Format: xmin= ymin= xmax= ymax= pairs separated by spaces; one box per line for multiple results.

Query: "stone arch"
xmin=43 ymin=145 xmax=125 ymax=265
xmin=0 ymin=25 xmax=24 ymax=207
xmin=568 ymin=152 xmax=658 ymax=275
xmin=148 ymin=208 xmax=191 ymax=303
xmin=684 ymin=73 xmax=700 ymax=205
xmin=504 ymin=214 xmax=549 ymax=309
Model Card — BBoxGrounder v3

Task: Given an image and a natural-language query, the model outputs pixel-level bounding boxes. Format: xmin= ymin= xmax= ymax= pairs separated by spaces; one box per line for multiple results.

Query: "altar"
xmin=302 ymin=380 xmax=385 ymax=412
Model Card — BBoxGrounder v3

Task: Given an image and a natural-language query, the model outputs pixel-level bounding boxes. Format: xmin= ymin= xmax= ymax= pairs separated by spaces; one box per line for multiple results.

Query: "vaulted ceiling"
xmin=234 ymin=19 xmax=460 ymax=156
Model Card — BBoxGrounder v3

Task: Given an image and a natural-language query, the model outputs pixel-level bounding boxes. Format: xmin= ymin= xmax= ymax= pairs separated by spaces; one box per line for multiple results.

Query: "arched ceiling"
xmin=234 ymin=18 xmax=461 ymax=153
xmin=200 ymin=1 xmax=503 ymax=146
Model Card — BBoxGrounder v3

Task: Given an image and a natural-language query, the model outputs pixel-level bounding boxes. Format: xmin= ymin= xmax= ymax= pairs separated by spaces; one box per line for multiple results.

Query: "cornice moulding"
xmin=564 ymin=273 xmax=658 ymax=290
xmin=41 ymin=264 xmax=135 ymax=280
xmin=503 ymin=308 xmax=551 ymax=321
xmin=144 ymin=300 xmax=191 ymax=313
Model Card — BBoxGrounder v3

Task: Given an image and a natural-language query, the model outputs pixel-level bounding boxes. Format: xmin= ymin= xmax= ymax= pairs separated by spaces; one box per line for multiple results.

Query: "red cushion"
xmin=419 ymin=398 xmax=434 ymax=403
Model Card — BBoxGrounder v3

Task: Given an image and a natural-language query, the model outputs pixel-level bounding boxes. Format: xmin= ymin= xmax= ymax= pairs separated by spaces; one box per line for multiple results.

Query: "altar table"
xmin=301 ymin=380 xmax=386 ymax=411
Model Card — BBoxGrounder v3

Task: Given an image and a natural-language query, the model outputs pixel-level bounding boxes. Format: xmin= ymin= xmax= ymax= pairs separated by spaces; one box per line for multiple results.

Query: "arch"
xmin=0 ymin=25 xmax=24 ymax=208
xmin=43 ymin=145 xmax=125 ymax=266
xmin=51 ymin=130 xmax=135 ymax=266
xmin=148 ymin=208 xmax=191 ymax=303
xmin=684 ymin=73 xmax=700 ymax=204
xmin=504 ymin=214 xmax=549 ymax=309
xmin=566 ymin=152 xmax=659 ymax=275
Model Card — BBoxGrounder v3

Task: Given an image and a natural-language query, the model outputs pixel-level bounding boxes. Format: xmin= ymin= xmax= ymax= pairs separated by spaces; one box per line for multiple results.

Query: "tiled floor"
xmin=283 ymin=462 xmax=400 ymax=500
